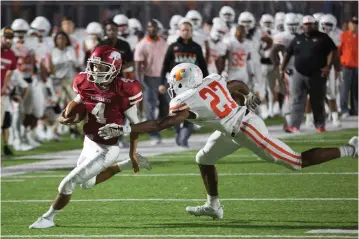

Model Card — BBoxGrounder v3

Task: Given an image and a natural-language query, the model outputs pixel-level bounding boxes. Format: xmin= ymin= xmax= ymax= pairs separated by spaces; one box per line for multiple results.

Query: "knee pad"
xmin=195 ymin=149 xmax=214 ymax=165
xmin=80 ymin=176 xmax=96 ymax=190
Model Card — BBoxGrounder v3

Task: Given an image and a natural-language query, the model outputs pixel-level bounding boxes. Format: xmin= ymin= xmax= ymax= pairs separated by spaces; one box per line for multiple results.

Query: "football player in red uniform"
xmin=29 ymin=45 xmax=151 ymax=229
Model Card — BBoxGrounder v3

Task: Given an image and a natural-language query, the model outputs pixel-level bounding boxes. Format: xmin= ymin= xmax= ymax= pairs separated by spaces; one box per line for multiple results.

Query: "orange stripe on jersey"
xmin=169 ymin=103 xmax=188 ymax=112
xmin=242 ymin=121 xmax=301 ymax=160
xmin=240 ymin=126 xmax=301 ymax=167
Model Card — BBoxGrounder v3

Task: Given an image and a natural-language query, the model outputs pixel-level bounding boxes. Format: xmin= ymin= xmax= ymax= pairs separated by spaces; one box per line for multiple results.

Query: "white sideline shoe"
xmin=186 ymin=203 xmax=223 ymax=219
xmin=136 ymin=153 xmax=152 ymax=171
xmin=348 ymin=136 xmax=358 ymax=158
xmin=29 ymin=217 xmax=54 ymax=229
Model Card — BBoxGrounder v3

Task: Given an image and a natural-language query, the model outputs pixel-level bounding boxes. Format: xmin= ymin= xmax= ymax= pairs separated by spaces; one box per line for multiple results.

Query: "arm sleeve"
xmin=160 ymin=44 xmax=174 ymax=85
xmin=124 ymin=79 xmax=143 ymax=106
xmin=197 ymin=45 xmax=209 ymax=77
xmin=124 ymin=105 xmax=140 ymax=124
xmin=169 ymin=98 xmax=189 ymax=114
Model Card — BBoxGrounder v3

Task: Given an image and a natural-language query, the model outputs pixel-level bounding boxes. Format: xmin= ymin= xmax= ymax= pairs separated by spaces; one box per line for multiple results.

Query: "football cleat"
xmin=136 ymin=153 xmax=152 ymax=171
xmin=186 ymin=203 xmax=223 ymax=219
xmin=29 ymin=217 xmax=55 ymax=229
xmin=348 ymin=136 xmax=358 ymax=158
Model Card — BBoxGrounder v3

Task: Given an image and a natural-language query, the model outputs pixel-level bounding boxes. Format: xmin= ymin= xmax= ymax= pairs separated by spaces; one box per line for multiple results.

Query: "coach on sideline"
xmin=280 ymin=15 xmax=337 ymax=133
xmin=160 ymin=18 xmax=209 ymax=148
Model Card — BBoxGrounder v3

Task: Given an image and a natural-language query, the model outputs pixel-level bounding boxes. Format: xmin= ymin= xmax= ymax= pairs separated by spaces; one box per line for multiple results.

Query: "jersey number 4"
xmin=91 ymin=103 xmax=106 ymax=124
xmin=199 ymin=81 xmax=238 ymax=119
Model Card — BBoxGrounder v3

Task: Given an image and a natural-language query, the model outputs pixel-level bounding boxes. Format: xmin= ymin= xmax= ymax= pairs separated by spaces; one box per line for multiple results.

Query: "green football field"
xmin=1 ymin=128 xmax=358 ymax=238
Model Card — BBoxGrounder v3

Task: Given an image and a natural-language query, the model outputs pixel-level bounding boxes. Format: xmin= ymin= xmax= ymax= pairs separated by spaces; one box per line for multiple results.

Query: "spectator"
xmin=339 ymin=16 xmax=358 ymax=118
xmin=1 ymin=27 xmax=17 ymax=155
xmin=99 ymin=19 xmax=134 ymax=148
xmin=134 ymin=19 xmax=168 ymax=145
xmin=160 ymin=19 xmax=208 ymax=147
xmin=51 ymin=31 xmax=77 ymax=102
xmin=280 ymin=16 xmax=337 ymax=133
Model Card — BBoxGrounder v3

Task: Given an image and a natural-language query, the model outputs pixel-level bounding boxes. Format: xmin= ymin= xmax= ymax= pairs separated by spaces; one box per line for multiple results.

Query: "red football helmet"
xmin=85 ymin=45 xmax=122 ymax=84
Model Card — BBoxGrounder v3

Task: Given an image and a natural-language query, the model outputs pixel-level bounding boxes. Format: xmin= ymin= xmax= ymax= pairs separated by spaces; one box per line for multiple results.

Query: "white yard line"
xmin=2 ymin=198 xmax=357 ymax=203
xmin=0 ymin=179 xmax=24 ymax=182
xmin=1 ymin=234 xmax=358 ymax=238
xmin=6 ymin=172 xmax=358 ymax=179
xmin=306 ymin=229 xmax=358 ymax=234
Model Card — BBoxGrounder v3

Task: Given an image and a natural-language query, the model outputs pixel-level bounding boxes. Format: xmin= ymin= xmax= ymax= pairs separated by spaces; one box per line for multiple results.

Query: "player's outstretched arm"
xmin=129 ymin=132 xmax=140 ymax=173
xmin=98 ymin=110 xmax=190 ymax=139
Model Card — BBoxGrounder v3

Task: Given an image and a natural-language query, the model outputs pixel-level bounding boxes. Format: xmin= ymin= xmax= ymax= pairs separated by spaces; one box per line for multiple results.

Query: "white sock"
xmin=42 ymin=206 xmax=59 ymax=221
xmin=306 ymin=113 xmax=313 ymax=122
xmin=332 ymin=112 xmax=339 ymax=122
xmin=207 ymin=194 xmax=220 ymax=209
xmin=339 ymin=146 xmax=355 ymax=157
xmin=117 ymin=158 xmax=132 ymax=170
xmin=285 ymin=114 xmax=291 ymax=126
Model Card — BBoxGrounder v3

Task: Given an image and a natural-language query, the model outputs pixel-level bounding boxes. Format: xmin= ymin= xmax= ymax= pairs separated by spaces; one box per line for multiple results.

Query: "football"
xmin=64 ymin=101 xmax=87 ymax=123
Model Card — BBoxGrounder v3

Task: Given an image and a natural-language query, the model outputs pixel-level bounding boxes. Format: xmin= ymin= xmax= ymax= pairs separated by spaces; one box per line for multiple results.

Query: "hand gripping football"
xmin=61 ymin=101 xmax=87 ymax=124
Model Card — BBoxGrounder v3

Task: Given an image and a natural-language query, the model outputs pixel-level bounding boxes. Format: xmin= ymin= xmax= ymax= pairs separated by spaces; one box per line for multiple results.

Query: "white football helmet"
xmin=186 ymin=10 xmax=202 ymax=30
xmin=260 ymin=14 xmax=274 ymax=33
xmin=11 ymin=19 xmax=30 ymax=34
xmin=219 ymin=6 xmax=235 ymax=24
xmin=238 ymin=11 xmax=255 ymax=33
xmin=168 ymin=63 xmax=203 ymax=98
xmin=30 ymin=16 xmax=51 ymax=37
xmin=210 ymin=20 xmax=228 ymax=41
xmin=319 ymin=14 xmax=337 ymax=34
xmin=284 ymin=13 xmax=299 ymax=35
xmin=296 ymin=13 xmax=304 ymax=33
xmin=313 ymin=12 xmax=324 ymax=23
xmin=86 ymin=22 xmax=103 ymax=37
xmin=128 ymin=18 xmax=143 ymax=35
xmin=113 ymin=14 xmax=129 ymax=35
xmin=170 ymin=15 xmax=183 ymax=31
xmin=275 ymin=12 xmax=285 ymax=32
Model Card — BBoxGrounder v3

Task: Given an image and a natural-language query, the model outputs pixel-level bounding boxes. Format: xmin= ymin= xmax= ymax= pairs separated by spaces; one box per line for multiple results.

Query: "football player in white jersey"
xmin=84 ymin=22 xmax=103 ymax=62
xmin=167 ymin=15 xmax=183 ymax=45
xmin=219 ymin=6 xmax=237 ymax=41
xmin=185 ymin=10 xmax=210 ymax=62
xmin=296 ymin=13 xmax=304 ymax=34
xmin=128 ymin=18 xmax=143 ymax=36
xmin=11 ymin=18 xmax=45 ymax=150
xmin=226 ymin=25 xmax=253 ymax=85
xmin=99 ymin=62 xmax=358 ymax=219
xmin=319 ymin=14 xmax=341 ymax=127
xmin=113 ymin=14 xmax=138 ymax=52
xmin=207 ymin=20 xmax=228 ymax=75
xmin=271 ymin=13 xmax=299 ymax=129
xmin=274 ymin=12 xmax=285 ymax=34
xmin=238 ymin=11 xmax=270 ymax=119
xmin=259 ymin=14 xmax=282 ymax=117
xmin=61 ymin=17 xmax=83 ymax=67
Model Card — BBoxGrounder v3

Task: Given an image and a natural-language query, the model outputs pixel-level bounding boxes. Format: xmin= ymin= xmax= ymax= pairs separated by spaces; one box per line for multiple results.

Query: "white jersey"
xmin=51 ymin=46 xmax=77 ymax=80
xmin=208 ymin=39 xmax=227 ymax=74
xmin=167 ymin=30 xmax=179 ymax=45
xmin=169 ymin=73 xmax=246 ymax=134
xmin=12 ymin=42 xmax=36 ymax=79
xmin=226 ymin=37 xmax=252 ymax=82
xmin=272 ymin=31 xmax=296 ymax=68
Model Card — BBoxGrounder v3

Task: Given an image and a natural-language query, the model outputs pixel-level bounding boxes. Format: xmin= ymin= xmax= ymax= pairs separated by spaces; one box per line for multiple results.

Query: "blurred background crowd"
xmin=1 ymin=1 xmax=358 ymax=156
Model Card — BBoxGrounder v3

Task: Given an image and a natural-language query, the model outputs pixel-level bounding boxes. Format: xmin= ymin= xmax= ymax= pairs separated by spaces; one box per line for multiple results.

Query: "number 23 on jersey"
xmin=199 ymin=81 xmax=238 ymax=119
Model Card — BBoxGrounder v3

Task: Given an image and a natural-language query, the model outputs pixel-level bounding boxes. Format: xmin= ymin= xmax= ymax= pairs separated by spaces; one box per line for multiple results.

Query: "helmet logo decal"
xmin=109 ymin=51 xmax=121 ymax=60
xmin=175 ymin=69 xmax=185 ymax=81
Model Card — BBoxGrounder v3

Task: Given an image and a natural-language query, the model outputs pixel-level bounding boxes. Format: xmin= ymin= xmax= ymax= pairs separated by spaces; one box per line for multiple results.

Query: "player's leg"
xmin=2 ymin=111 xmax=13 ymax=155
xmin=186 ymin=130 xmax=240 ymax=219
xmin=29 ymin=138 xmax=108 ymax=229
xmin=237 ymin=111 xmax=357 ymax=171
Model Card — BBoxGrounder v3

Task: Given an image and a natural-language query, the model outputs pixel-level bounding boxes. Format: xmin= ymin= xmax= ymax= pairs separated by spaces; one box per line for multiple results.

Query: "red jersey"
xmin=73 ymin=73 xmax=143 ymax=145
xmin=1 ymin=48 xmax=17 ymax=94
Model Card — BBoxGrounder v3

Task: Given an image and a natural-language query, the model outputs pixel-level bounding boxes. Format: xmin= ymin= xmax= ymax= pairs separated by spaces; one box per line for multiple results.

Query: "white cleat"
xmin=186 ymin=203 xmax=224 ymax=219
xmin=348 ymin=136 xmax=358 ymax=158
xmin=136 ymin=153 xmax=152 ymax=171
xmin=29 ymin=217 xmax=54 ymax=229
